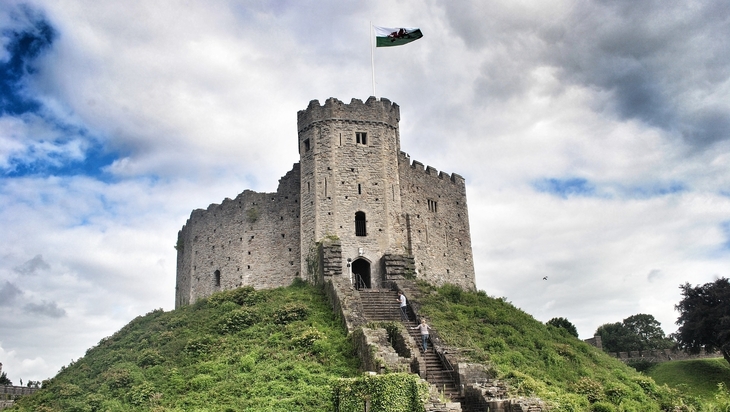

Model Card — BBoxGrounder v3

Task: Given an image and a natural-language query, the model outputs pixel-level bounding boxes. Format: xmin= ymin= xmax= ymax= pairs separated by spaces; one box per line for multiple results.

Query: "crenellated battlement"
xmin=297 ymin=96 xmax=400 ymax=133
xmin=176 ymin=97 xmax=475 ymax=308
xmin=399 ymin=151 xmax=466 ymax=186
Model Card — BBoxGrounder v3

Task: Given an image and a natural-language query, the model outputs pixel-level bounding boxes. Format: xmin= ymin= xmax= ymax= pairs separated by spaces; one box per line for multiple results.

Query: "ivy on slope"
xmin=13 ymin=281 xmax=360 ymax=412
xmin=416 ymin=283 xmax=692 ymax=411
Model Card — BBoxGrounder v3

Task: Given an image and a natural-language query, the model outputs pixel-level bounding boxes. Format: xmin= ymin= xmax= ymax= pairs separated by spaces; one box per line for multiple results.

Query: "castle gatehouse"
xmin=175 ymin=97 xmax=475 ymax=308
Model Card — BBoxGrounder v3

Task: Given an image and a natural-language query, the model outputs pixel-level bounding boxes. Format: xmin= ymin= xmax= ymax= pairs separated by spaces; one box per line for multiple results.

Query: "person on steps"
xmin=412 ymin=318 xmax=431 ymax=352
xmin=397 ymin=291 xmax=408 ymax=321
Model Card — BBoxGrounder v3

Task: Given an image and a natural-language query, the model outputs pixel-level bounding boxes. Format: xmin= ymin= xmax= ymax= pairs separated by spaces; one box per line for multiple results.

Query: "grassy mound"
xmin=414 ymin=282 xmax=730 ymax=411
xmin=13 ymin=279 xmax=730 ymax=411
xmin=13 ymin=280 xmax=360 ymax=411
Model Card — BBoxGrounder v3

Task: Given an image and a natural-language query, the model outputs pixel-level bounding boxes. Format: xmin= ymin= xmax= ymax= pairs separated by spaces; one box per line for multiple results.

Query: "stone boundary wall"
xmin=609 ymin=348 xmax=722 ymax=363
xmin=351 ymin=326 xmax=418 ymax=375
xmin=583 ymin=335 xmax=723 ymax=364
xmin=398 ymin=152 xmax=476 ymax=291
xmin=0 ymin=385 xmax=38 ymax=410
xmin=175 ymin=164 xmax=301 ymax=308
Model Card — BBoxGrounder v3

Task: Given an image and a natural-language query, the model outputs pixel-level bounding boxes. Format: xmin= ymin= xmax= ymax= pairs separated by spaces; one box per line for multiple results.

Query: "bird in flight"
xmin=543 ymin=276 xmax=548 ymax=280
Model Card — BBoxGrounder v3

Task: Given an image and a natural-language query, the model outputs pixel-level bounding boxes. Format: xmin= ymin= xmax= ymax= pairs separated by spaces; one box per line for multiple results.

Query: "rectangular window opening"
xmin=356 ymin=132 xmax=367 ymax=145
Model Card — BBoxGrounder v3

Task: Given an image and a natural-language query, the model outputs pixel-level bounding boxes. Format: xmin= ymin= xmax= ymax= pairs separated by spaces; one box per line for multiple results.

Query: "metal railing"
xmin=353 ymin=274 xmax=397 ymax=291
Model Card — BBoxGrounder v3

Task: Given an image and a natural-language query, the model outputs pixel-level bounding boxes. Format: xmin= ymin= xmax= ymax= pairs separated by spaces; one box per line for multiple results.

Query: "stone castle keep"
xmin=175 ymin=97 xmax=476 ymax=308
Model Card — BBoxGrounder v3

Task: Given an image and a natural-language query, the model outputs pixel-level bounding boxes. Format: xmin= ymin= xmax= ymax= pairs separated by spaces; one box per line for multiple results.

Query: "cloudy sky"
xmin=1 ymin=0 xmax=729 ymax=382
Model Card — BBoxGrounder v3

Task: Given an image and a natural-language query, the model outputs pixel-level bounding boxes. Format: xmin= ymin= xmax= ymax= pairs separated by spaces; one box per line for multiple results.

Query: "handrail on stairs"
xmin=353 ymin=273 xmax=397 ymax=291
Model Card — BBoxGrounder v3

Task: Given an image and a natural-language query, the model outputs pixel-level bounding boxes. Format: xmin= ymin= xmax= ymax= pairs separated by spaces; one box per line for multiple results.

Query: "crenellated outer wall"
xmin=176 ymin=97 xmax=476 ymax=308
xmin=398 ymin=152 xmax=475 ymax=290
xmin=175 ymin=165 xmax=301 ymax=307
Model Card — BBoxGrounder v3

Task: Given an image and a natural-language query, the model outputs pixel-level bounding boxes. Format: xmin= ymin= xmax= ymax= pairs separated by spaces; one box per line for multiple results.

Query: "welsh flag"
xmin=374 ymin=26 xmax=423 ymax=47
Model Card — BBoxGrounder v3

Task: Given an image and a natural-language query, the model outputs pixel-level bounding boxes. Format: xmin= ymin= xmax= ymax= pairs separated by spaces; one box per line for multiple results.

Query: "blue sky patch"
xmin=1 ymin=5 xmax=56 ymax=116
xmin=625 ymin=182 xmax=685 ymax=198
xmin=4 ymin=138 xmax=120 ymax=181
xmin=533 ymin=177 xmax=596 ymax=198
xmin=1 ymin=5 xmax=121 ymax=180
xmin=534 ymin=177 xmax=687 ymax=200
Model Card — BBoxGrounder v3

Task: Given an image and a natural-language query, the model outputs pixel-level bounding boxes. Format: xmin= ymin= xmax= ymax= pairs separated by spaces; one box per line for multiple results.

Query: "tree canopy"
xmin=674 ymin=277 xmax=730 ymax=365
xmin=596 ymin=313 xmax=674 ymax=353
xmin=0 ymin=371 xmax=11 ymax=386
xmin=546 ymin=317 xmax=579 ymax=338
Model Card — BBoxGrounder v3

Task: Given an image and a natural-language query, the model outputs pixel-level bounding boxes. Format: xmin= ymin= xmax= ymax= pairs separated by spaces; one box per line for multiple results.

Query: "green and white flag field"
xmin=374 ymin=26 xmax=423 ymax=47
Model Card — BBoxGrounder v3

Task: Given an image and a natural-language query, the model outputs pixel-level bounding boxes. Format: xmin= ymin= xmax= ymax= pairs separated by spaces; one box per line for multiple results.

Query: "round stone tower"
xmin=297 ymin=97 xmax=406 ymax=288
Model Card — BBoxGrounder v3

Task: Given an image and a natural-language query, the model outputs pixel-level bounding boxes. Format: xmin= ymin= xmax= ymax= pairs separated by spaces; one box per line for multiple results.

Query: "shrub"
xmin=246 ymin=207 xmax=259 ymax=223
xmin=208 ymin=286 xmax=262 ymax=307
xmin=438 ymin=284 xmax=463 ymax=303
xmin=603 ymin=382 xmax=629 ymax=404
xmin=292 ymin=327 xmax=323 ymax=349
xmin=102 ymin=367 xmax=133 ymax=390
xmin=573 ymin=377 xmax=604 ymax=403
xmin=184 ymin=335 xmax=216 ymax=357
xmin=219 ymin=308 xmax=258 ymax=333
xmin=274 ymin=303 xmax=309 ymax=324
xmin=128 ymin=381 xmax=155 ymax=406
xmin=591 ymin=401 xmax=616 ymax=412
xmin=55 ymin=382 xmax=83 ymax=397
xmin=188 ymin=374 xmax=215 ymax=390
xmin=137 ymin=349 xmax=164 ymax=367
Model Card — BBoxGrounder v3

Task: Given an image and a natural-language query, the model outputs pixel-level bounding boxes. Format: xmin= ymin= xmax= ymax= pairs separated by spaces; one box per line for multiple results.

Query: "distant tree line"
xmin=588 ymin=277 xmax=730 ymax=367
xmin=596 ymin=313 xmax=674 ymax=353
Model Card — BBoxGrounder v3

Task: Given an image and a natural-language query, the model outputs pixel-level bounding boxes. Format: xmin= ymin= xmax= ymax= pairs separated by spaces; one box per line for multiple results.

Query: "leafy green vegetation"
xmin=675 ymin=278 xmax=730 ymax=365
xmin=13 ymin=282 xmax=360 ymax=411
xmin=11 ymin=279 xmax=730 ymax=411
xmin=547 ymin=317 xmax=579 ymax=338
xmin=332 ymin=373 xmax=429 ymax=412
xmin=646 ymin=358 xmax=730 ymax=401
xmin=596 ymin=313 xmax=674 ymax=353
xmin=414 ymin=282 xmax=730 ymax=411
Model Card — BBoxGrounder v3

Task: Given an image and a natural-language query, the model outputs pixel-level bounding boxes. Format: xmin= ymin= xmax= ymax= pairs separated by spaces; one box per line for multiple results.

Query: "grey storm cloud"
xmin=0 ymin=281 xmax=23 ymax=306
xmin=14 ymin=255 xmax=51 ymax=276
xmin=442 ymin=0 xmax=730 ymax=148
xmin=24 ymin=301 xmax=66 ymax=318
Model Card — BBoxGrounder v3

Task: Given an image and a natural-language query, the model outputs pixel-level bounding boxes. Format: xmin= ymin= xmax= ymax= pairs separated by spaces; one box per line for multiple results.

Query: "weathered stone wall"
xmin=351 ymin=327 xmax=416 ymax=374
xmin=398 ymin=152 xmax=476 ymax=290
xmin=610 ymin=348 xmax=722 ymax=363
xmin=298 ymin=97 xmax=406 ymax=287
xmin=176 ymin=97 xmax=477 ymax=307
xmin=175 ymin=165 xmax=301 ymax=307
xmin=0 ymin=385 xmax=38 ymax=410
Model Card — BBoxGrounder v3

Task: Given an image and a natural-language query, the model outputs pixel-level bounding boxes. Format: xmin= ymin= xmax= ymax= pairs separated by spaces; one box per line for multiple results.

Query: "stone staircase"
xmin=359 ymin=289 xmax=470 ymax=409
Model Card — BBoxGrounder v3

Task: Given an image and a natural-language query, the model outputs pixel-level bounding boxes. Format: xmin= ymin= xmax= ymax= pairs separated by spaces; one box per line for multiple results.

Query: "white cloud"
xmin=0 ymin=0 xmax=729 ymax=380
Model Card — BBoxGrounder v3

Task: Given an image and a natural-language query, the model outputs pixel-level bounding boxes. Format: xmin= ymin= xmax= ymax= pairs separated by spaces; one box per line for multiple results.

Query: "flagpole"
xmin=370 ymin=21 xmax=376 ymax=97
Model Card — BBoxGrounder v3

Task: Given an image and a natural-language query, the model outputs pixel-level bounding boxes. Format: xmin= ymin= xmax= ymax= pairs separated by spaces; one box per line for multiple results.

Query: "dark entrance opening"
xmin=352 ymin=259 xmax=371 ymax=289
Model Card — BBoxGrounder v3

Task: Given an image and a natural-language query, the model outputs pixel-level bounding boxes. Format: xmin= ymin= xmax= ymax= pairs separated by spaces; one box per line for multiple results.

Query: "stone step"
xmin=359 ymin=290 xmax=463 ymax=404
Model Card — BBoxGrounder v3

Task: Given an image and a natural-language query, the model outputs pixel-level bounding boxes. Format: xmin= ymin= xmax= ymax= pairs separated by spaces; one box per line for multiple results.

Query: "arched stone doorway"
xmin=352 ymin=259 xmax=371 ymax=289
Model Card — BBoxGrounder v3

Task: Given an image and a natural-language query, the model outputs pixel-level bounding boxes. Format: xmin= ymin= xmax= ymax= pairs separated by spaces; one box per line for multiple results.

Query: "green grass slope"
xmin=414 ymin=283 xmax=716 ymax=411
xmin=646 ymin=358 xmax=730 ymax=401
xmin=12 ymin=281 xmax=360 ymax=412
xmin=13 ymin=280 xmax=730 ymax=411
